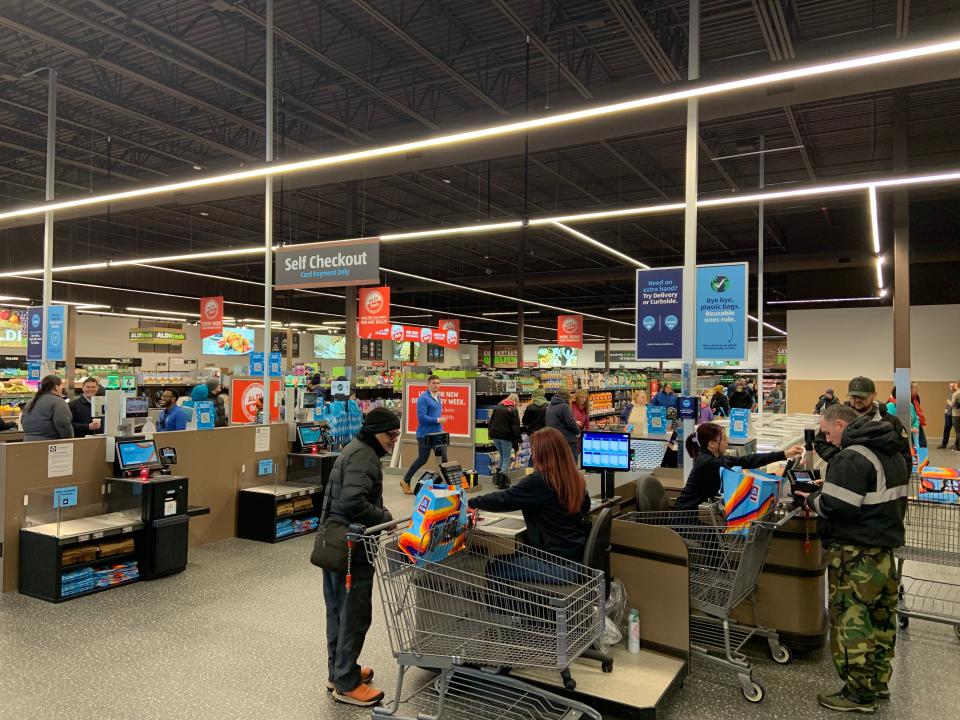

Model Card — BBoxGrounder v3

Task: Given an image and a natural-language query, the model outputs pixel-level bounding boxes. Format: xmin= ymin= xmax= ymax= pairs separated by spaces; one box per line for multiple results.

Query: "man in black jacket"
xmin=728 ymin=378 xmax=756 ymax=410
xmin=322 ymin=408 xmax=398 ymax=708
xmin=799 ymin=404 xmax=907 ymax=713
xmin=69 ymin=377 xmax=103 ymax=437
xmin=814 ymin=377 xmax=912 ymax=477
xmin=545 ymin=390 xmax=580 ymax=461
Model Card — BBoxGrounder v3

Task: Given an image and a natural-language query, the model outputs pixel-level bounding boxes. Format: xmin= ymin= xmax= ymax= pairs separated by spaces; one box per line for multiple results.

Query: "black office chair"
xmin=577 ymin=507 xmax=615 ymax=675
xmin=635 ymin=474 xmax=670 ymax=512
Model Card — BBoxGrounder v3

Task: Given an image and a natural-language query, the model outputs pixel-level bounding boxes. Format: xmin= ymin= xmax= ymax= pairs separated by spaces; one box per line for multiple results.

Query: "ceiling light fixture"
xmin=868 ymin=186 xmax=881 ymax=255
xmin=481 ymin=311 xmax=541 ymax=316
xmin=3 ymin=35 xmax=960 ymax=224
xmin=767 ymin=296 xmax=883 ymax=304
xmin=77 ymin=309 xmax=190 ymax=323
xmin=875 ymin=256 xmax=884 ymax=289
xmin=747 ymin=314 xmax=787 ymax=336
xmin=551 ymin=222 xmax=649 ymax=269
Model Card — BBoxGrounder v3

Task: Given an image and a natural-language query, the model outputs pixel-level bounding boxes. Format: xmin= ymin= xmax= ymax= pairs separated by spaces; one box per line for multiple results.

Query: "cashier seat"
xmin=578 ymin=507 xmax=615 ymax=674
xmin=635 ymin=475 xmax=670 ymax=512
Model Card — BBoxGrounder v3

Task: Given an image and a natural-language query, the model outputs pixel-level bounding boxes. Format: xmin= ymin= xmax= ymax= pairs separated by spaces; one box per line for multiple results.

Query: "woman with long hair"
xmin=619 ymin=389 xmax=648 ymax=437
xmin=674 ymin=423 xmax=803 ymax=511
xmin=21 ymin=375 xmax=74 ymax=441
xmin=469 ymin=427 xmax=590 ymax=580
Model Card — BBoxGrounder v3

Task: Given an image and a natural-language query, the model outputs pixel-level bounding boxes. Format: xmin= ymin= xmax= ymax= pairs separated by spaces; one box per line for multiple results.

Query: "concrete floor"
xmin=1 ymin=448 xmax=959 ymax=719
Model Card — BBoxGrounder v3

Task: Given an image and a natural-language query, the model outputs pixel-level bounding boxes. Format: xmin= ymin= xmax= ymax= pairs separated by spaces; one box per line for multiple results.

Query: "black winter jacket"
xmin=808 ymin=416 xmax=907 ymax=549
xmin=545 ymin=396 xmax=579 ymax=445
xmin=674 ymin=449 xmax=787 ymax=511
xmin=522 ymin=400 xmax=549 ymax=434
xmin=814 ymin=394 xmax=840 ymax=415
xmin=489 ymin=404 xmax=521 ymax=445
xmin=815 ymin=403 xmax=911 ymax=477
xmin=469 ymin=471 xmax=590 ymax=561
xmin=728 ymin=389 xmax=755 ymax=410
xmin=68 ymin=395 xmax=102 ymax=437
xmin=327 ymin=432 xmax=392 ymax=532
xmin=710 ymin=391 xmax=730 ymax=417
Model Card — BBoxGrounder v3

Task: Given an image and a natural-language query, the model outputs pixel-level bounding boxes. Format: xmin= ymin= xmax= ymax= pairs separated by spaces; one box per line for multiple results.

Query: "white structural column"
xmin=757 ymin=135 xmax=765 ymax=412
xmin=680 ymin=0 xmax=700 ymax=480
xmin=42 ymin=68 xmax=57 ymax=373
xmin=262 ymin=0 xmax=274 ymax=424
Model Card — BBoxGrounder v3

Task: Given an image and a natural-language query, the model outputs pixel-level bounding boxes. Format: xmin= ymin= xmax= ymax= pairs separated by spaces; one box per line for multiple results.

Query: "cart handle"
xmin=352 ymin=516 xmax=413 ymax=536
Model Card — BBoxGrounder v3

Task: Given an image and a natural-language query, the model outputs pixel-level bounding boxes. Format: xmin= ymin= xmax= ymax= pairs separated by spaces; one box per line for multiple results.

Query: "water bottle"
xmin=628 ymin=608 xmax=640 ymax=653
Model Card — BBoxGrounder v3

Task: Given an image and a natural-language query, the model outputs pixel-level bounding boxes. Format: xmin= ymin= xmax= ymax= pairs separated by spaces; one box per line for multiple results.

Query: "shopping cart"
xmin=895 ymin=474 xmax=960 ymax=639
xmin=618 ymin=504 xmax=797 ymax=703
xmin=354 ymin=514 xmax=604 ymax=720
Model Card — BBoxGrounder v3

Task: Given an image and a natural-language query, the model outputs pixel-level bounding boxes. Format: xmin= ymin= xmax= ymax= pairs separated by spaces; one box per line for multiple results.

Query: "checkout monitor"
xmin=124 ymin=397 xmax=149 ymax=418
xmin=582 ymin=431 xmax=631 ymax=472
xmin=116 ymin=439 xmax=164 ymax=472
xmin=296 ymin=424 xmax=324 ymax=448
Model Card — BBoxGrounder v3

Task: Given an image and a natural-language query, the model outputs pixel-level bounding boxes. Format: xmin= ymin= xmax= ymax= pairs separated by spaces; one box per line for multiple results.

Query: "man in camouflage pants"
xmin=798 ymin=404 xmax=908 ymax=713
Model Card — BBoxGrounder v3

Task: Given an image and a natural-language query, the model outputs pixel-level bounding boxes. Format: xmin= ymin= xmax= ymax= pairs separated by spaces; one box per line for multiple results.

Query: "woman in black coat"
xmin=489 ymin=393 xmax=522 ymax=474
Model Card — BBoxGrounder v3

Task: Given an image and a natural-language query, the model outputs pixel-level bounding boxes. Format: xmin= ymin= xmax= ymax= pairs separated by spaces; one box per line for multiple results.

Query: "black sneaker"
xmin=817 ymin=689 xmax=876 ymax=714
xmin=875 ymin=685 xmax=890 ymax=701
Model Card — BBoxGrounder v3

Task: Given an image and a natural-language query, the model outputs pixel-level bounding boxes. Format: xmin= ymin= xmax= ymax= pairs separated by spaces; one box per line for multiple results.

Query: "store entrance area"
xmin=1 ymin=453 xmax=957 ymax=720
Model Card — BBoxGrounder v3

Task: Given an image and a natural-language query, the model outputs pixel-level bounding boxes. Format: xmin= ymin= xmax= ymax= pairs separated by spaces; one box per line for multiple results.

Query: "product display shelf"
xmin=237 ymin=482 xmax=322 ymax=544
xmin=19 ymin=514 xmax=144 ymax=603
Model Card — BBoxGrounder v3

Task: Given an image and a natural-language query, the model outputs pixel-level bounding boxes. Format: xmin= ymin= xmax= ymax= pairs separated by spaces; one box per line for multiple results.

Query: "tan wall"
xmin=1 ymin=423 xmax=291 ymax=593
xmin=787 ymin=379 xmax=952 ymax=422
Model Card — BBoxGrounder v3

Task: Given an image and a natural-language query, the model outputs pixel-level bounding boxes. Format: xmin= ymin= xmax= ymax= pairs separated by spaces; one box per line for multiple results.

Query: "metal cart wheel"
xmin=742 ymin=681 xmax=765 ymax=703
xmin=769 ymin=644 xmax=792 ymax=665
xmin=602 ymin=659 xmax=614 ymax=673
xmin=898 ymin=615 xmax=909 ymax=630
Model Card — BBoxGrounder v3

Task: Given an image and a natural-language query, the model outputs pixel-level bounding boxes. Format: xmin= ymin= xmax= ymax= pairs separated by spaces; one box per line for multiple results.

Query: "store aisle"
xmin=0 ymin=465 xmax=957 ymax=719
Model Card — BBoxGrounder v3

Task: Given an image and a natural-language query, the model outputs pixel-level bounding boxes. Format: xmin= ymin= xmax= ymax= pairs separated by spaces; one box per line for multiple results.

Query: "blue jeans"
xmin=403 ymin=436 xmax=448 ymax=484
xmin=486 ymin=552 xmax=580 ymax=585
xmin=493 ymin=439 xmax=513 ymax=473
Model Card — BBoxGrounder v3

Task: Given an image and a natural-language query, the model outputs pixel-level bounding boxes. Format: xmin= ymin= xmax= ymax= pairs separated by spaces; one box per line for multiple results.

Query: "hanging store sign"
xmin=128 ymin=328 xmax=186 ymax=343
xmin=249 ymin=352 xmax=265 ymax=376
xmin=27 ymin=307 xmax=43 ymax=360
xmin=45 ymin=305 xmax=67 ymax=362
xmin=435 ymin=318 xmax=460 ymax=348
xmin=359 ymin=339 xmax=383 ymax=361
xmin=274 ymin=237 xmax=380 ymax=289
xmin=557 ymin=315 xmax=583 ymax=348
xmin=635 ymin=267 xmax=683 ymax=361
xmin=595 ymin=350 xmax=637 ymax=363
xmin=270 ymin=331 xmax=300 ymax=357
xmin=359 ymin=286 xmax=391 ymax=339
xmin=199 ymin=296 xmax=224 ymax=339
xmin=695 ymin=262 xmax=748 ymax=361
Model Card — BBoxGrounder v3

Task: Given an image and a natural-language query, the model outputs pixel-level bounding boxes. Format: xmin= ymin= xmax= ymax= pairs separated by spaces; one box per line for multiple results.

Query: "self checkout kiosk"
xmin=581 ymin=430 xmax=632 ymax=501
xmin=287 ymin=422 xmax=338 ymax=486
xmin=107 ymin=437 xmax=190 ymax=579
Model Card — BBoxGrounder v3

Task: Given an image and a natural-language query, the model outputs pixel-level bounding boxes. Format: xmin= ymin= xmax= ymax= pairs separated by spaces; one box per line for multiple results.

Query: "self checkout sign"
xmin=53 ymin=485 xmax=78 ymax=509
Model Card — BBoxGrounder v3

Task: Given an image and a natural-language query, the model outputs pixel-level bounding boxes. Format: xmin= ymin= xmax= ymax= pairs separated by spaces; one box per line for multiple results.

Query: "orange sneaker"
xmin=399 ymin=479 xmax=414 ymax=495
xmin=332 ymin=682 xmax=384 ymax=707
xmin=326 ymin=667 xmax=374 ymax=692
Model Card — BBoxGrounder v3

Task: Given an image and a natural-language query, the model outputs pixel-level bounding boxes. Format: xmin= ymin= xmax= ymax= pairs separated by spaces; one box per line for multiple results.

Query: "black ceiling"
xmin=1 ymin=0 xmax=959 ymax=344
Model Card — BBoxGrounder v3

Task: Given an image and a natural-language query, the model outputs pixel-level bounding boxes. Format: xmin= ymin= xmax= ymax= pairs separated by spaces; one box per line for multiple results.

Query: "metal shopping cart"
xmin=895 ymin=474 xmax=960 ymax=639
xmin=354 ymin=514 xmax=604 ymax=720
xmin=618 ymin=504 xmax=797 ymax=703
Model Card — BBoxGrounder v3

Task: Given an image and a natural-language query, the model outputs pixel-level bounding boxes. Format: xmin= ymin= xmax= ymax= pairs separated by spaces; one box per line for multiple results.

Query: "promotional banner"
xmin=270 ymin=331 xmax=300 ymax=356
xmin=27 ymin=307 xmax=43 ymax=360
xmin=696 ymin=262 xmax=748 ymax=361
xmin=390 ymin=324 xmax=425 ymax=343
xmin=436 ymin=318 xmax=460 ymax=348
xmin=359 ymin=286 xmax=390 ymax=339
xmin=45 ymin=305 xmax=67 ymax=362
xmin=0 ymin=306 xmax=26 ymax=348
xmin=129 ymin=328 xmax=186 ymax=344
xmin=729 ymin=407 xmax=751 ymax=440
xmin=635 ymin=267 xmax=683 ymax=360
xmin=199 ymin=296 xmax=223 ymax=339
xmin=557 ymin=315 xmax=583 ymax=348
xmin=404 ymin=381 xmax=472 ymax=438
xmin=274 ymin=237 xmax=380 ymax=289
xmin=230 ymin=378 xmax=282 ymax=424
xmin=202 ymin=327 xmax=254 ymax=355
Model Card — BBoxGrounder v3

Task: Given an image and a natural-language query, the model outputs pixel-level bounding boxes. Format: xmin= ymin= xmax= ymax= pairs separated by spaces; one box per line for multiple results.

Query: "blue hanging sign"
xmin=729 ymin=408 xmax=751 ymax=440
xmin=269 ymin=351 xmax=282 ymax=376
xmin=249 ymin=352 xmax=265 ymax=376
xmin=45 ymin=305 xmax=67 ymax=362
xmin=194 ymin=400 xmax=215 ymax=430
xmin=678 ymin=396 xmax=697 ymax=421
xmin=635 ymin=267 xmax=683 ymax=361
xmin=647 ymin=405 xmax=668 ymax=435
xmin=27 ymin=307 xmax=43 ymax=361
xmin=695 ymin=262 xmax=748 ymax=361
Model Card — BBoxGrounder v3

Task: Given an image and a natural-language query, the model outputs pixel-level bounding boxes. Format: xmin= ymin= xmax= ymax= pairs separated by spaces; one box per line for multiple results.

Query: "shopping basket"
xmin=895 ymin=473 xmax=960 ymax=640
xmin=353 ymin=514 xmax=604 ymax=720
xmin=617 ymin=503 xmax=797 ymax=703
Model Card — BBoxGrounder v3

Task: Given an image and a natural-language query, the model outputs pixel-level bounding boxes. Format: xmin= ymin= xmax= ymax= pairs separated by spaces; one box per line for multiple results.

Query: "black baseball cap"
xmin=848 ymin=376 xmax=876 ymax=398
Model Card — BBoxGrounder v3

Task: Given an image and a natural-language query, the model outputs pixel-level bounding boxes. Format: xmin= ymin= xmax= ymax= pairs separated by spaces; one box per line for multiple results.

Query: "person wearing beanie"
xmin=321 ymin=406 xmax=399 ymax=708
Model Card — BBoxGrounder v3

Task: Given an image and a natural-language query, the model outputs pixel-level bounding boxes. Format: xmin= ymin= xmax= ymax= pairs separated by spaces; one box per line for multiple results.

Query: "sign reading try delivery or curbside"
xmin=274 ymin=237 xmax=380 ymax=289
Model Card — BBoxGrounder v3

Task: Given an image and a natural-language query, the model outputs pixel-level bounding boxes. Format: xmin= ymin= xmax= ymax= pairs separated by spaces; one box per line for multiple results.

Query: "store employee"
xmin=400 ymin=374 xmax=450 ymax=494
xmin=69 ymin=377 xmax=103 ymax=437
xmin=157 ymin=388 xmax=188 ymax=432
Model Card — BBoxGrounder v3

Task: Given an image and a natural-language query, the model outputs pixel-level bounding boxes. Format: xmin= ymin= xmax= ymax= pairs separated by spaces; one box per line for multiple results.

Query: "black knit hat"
xmin=363 ymin=407 xmax=400 ymax=433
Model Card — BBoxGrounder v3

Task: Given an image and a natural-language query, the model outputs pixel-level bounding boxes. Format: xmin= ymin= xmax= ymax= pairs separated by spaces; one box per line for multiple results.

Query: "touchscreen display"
xmin=581 ymin=432 xmax=631 ymax=471
xmin=117 ymin=440 xmax=160 ymax=469
xmin=298 ymin=425 xmax=323 ymax=446
xmin=124 ymin=397 xmax=149 ymax=418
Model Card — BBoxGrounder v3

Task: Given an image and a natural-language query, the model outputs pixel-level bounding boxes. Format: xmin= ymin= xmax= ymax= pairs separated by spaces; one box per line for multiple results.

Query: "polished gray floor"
xmin=2 ymin=450 xmax=959 ymax=719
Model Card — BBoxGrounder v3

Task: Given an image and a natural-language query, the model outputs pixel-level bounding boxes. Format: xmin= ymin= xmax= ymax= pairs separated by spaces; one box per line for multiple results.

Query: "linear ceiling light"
xmin=876 ymin=256 xmax=885 ymax=290
xmin=78 ymin=309 xmax=190 ymax=323
xmin=747 ymin=314 xmax=787 ymax=336
xmin=0 ymin=295 xmax=30 ymax=302
xmin=551 ymin=222 xmax=650 ymax=269
xmin=481 ymin=311 xmax=540 ymax=316
xmin=2 ymin=35 xmax=960 ymax=224
xmin=768 ymin=296 xmax=883 ymax=304
xmin=382 ymin=268 xmax=633 ymax=327
xmin=868 ymin=186 xmax=882 ymax=255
